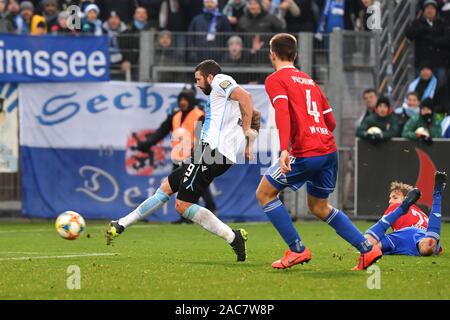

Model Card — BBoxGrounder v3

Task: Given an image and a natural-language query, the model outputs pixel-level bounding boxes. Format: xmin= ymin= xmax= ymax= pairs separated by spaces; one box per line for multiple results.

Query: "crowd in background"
xmin=1 ymin=0 xmax=450 ymax=131
xmin=356 ymin=0 xmax=450 ymax=142
xmin=0 ymin=0 xmax=381 ymax=75
xmin=0 ymin=0 xmax=383 ymax=36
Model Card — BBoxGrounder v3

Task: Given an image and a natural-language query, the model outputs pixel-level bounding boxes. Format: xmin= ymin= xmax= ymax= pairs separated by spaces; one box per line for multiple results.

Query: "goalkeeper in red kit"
xmin=256 ymin=33 xmax=382 ymax=270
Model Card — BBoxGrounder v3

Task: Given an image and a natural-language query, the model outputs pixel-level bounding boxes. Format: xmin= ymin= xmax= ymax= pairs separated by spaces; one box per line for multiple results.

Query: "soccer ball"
xmin=55 ymin=211 xmax=86 ymax=240
xmin=415 ymin=127 xmax=430 ymax=138
xmin=367 ymin=126 xmax=383 ymax=135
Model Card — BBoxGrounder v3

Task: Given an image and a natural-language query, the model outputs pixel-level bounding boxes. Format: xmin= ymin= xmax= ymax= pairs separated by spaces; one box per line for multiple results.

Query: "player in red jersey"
xmin=255 ymin=33 xmax=382 ymax=270
xmin=383 ymin=181 xmax=429 ymax=232
xmin=364 ymin=172 xmax=446 ymax=256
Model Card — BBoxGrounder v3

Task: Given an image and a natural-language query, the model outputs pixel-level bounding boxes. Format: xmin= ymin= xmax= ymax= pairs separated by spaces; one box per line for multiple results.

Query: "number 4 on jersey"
xmin=306 ymin=89 xmax=320 ymax=123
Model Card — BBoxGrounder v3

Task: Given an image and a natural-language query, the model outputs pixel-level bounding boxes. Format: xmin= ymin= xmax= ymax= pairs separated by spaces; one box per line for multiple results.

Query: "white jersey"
xmin=201 ymin=74 xmax=245 ymax=163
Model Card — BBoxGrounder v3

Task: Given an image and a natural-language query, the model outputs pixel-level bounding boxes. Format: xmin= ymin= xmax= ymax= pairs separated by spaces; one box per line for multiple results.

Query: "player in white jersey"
xmin=106 ymin=60 xmax=259 ymax=262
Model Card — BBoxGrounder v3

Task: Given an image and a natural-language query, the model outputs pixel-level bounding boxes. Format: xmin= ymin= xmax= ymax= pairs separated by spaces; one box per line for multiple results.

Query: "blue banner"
xmin=19 ymin=82 xmax=274 ymax=222
xmin=0 ymin=33 xmax=110 ymax=83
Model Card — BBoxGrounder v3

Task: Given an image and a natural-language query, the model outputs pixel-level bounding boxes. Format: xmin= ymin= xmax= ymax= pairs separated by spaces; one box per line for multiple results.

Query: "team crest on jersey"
xmin=219 ymin=80 xmax=232 ymax=91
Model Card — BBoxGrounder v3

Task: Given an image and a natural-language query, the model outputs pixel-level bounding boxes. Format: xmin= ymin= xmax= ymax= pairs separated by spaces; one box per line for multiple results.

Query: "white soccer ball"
xmin=55 ymin=211 xmax=86 ymax=240
xmin=367 ymin=126 xmax=382 ymax=135
xmin=415 ymin=127 xmax=430 ymax=137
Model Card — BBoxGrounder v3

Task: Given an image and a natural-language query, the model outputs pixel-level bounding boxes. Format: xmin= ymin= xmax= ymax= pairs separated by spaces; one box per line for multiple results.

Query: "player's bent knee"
xmin=307 ymin=196 xmax=331 ymax=219
xmin=256 ymin=177 xmax=279 ymax=206
xmin=175 ymin=200 xmax=191 ymax=215
xmin=160 ymin=178 xmax=173 ymax=195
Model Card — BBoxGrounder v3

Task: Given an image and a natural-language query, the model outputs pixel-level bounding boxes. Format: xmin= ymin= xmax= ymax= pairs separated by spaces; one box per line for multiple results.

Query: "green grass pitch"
xmin=0 ymin=220 xmax=449 ymax=299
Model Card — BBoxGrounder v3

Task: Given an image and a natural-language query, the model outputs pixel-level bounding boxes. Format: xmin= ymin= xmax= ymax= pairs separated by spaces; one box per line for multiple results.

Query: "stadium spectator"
xmin=441 ymin=0 xmax=450 ymax=24
xmin=187 ymin=0 xmax=232 ymax=62
xmin=441 ymin=114 xmax=450 ymax=138
xmin=147 ymin=0 xmax=192 ymax=31
xmin=30 ymin=13 xmax=47 ymax=35
xmin=354 ymin=0 xmax=375 ymax=32
xmin=51 ymin=10 xmax=76 ymax=34
xmin=405 ymin=0 xmax=450 ymax=89
xmin=222 ymin=0 xmax=246 ymax=31
xmin=42 ymin=0 xmax=59 ymax=31
xmin=155 ymin=30 xmax=177 ymax=64
xmin=153 ymin=30 xmax=184 ymax=82
xmin=15 ymin=1 xmax=35 ymax=34
xmin=356 ymin=88 xmax=378 ymax=126
xmin=223 ymin=35 xmax=248 ymax=64
xmin=102 ymin=11 xmax=127 ymax=68
xmin=75 ymin=0 xmax=96 ymax=13
xmin=118 ymin=6 xmax=156 ymax=82
xmin=5 ymin=0 xmax=20 ymax=30
xmin=237 ymin=0 xmax=284 ymax=61
xmin=402 ymin=98 xmax=442 ymax=144
xmin=315 ymin=0 xmax=346 ymax=40
xmin=406 ymin=63 xmax=438 ymax=101
xmin=394 ymin=92 xmax=421 ymax=132
xmin=237 ymin=0 xmax=284 ymax=33
xmin=356 ymin=96 xmax=399 ymax=143
xmin=262 ymin=0 xmax=301 ymax=32
xmin=293 ymin=0 xmax=318 ymax=32
xmin=97 ymin=0 xmax=136 ymax=25
xmin=0 ymin=0 xmax=14 ymax=33
xmin=130 ymin=6 xmax=156 ymax=32
xmin=81 ymin=3 xmax=102 ymax=35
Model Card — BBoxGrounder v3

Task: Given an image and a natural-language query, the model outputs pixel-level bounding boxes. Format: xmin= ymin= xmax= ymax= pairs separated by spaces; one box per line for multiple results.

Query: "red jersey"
xmin=383 ymin=203 xmax=429 ymax=231
xmin=265 ymin=66 xmax=337 ymax=158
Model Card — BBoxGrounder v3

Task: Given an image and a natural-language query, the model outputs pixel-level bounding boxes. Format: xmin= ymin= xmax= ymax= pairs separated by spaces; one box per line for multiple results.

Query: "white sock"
xmin=118 ymin=189 xmax=170 ymax=228
xmin=183 ymin=204 xmax=235 ymax=244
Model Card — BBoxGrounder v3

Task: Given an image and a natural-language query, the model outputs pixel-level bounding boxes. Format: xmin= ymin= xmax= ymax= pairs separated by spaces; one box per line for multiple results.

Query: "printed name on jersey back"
xmin=291 ymin=76 xmax=315 ymax=86
xmin=309 ymin=126 xmax=329 ymax=135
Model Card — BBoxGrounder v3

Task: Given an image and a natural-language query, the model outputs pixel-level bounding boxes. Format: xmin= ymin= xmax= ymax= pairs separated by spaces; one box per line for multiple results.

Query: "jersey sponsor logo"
xmin=219 ymin=80 xmax=232 ymax=91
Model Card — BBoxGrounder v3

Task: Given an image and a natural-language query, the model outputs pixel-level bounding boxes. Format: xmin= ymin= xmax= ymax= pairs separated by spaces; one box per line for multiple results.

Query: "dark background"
xmin=356 ymin=138 xmax=450 ymax=219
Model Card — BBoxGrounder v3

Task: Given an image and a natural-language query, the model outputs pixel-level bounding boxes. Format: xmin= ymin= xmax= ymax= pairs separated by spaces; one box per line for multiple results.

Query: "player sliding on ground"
xmin=256 ymin=33 xmax=382 ymax=270
xmin=106 ymin=60 xmax=259 ymax=262
xmin=364 ymin=171 xmax=446 ymax=257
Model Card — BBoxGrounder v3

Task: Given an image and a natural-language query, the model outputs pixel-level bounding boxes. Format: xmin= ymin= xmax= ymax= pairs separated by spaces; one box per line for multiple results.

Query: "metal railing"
xmin=377 ymin=0 xmax=417 ymax=106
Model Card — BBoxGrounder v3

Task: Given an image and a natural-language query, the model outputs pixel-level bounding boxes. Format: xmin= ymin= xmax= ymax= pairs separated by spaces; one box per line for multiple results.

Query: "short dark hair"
xmin=406 ymin=92 xmax=420 ymax=100
xmin=269 ymin=33 xmax=297 ymax=62
xmin=362 ymin=88 xmax=377 ymax=97
xmin=376 ymin=96 xmax=391 ymax=108
xmin=194 ymin=60 xmax=222 ymax=78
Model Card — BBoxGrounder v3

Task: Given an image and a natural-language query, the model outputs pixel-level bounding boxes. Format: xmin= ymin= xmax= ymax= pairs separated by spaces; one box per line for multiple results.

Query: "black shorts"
xmin=167 ymin=143 xmax=233 ymax=204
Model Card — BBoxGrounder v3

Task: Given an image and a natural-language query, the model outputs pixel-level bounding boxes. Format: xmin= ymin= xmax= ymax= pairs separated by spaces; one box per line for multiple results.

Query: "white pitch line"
xmin=0 ymin=251 xmax=48 ymax=255
xmin=0 ymin=253 xmax=118 ymax=261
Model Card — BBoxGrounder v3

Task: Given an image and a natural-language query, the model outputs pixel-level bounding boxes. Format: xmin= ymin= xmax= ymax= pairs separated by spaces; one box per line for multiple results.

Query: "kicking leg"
xmin=105 ymin=167 xmax=181 ymax=245
xmin=365 ymin=188 xmax=422 ymax=243
xmin=420 ymin=171 xmax=447 ymax=256
xmin=118 ymin=179 xmax=172 ymax=228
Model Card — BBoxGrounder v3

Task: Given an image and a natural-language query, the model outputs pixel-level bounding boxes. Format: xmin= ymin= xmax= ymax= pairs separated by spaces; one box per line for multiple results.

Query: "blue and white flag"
xmin=0 ymin=34 xmax=110 ymax=83
xmin=19 ymin=81 xmax=272 ymax=221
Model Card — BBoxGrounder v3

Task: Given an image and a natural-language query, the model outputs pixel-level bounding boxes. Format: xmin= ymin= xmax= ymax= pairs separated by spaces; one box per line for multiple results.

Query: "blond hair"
xmin=390 ymin=181 xmax=414 ymax=197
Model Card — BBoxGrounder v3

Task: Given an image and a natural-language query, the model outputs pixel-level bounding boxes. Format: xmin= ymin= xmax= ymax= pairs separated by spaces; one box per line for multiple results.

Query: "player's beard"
xmin=201 ymin=83 xmax=212 ymax=96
